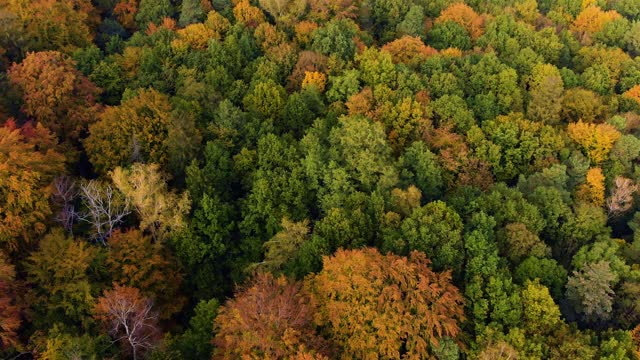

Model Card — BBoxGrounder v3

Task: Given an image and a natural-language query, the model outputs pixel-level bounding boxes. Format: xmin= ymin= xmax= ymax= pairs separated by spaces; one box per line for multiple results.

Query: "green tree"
xmin=566 ymin=261 xmax=617 ymax=323
xmin=136 ymin=0 xmax=173 ymax=28
xmin=179 ymin=0 xmax=205 ymax=27
xmin=25 ymin=229 xmax=96 ymax=329
xmin=527 ymin=63 xmax=564 ymax=125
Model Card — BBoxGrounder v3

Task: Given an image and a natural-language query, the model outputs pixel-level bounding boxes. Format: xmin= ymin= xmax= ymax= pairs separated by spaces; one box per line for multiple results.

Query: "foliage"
xmin=307 ymin=248 xmax=464 ymax=359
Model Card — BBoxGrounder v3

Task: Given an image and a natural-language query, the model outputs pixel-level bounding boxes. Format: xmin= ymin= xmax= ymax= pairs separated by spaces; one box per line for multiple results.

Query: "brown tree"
xmin=8 ymin=51 xmax=101 ymax=142
xmin=107 ymin=229 xmax=184 ymax=319
xmin=606 ymin=176 xmax=638 ymax=217
xmin=94 ymin=284 xmax=160 ymax=360
xmin=307 ymin=248 xmax=465 ymax=359
xmin=213 ymin=273 xmax=329 ymax=359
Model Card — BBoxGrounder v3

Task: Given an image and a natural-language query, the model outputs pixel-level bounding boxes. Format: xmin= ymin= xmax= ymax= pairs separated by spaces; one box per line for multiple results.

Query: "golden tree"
xmin=307 ymin=248 xmax=465 ymax=359
xmin=567 ymin=121 xmax=621 ymax=164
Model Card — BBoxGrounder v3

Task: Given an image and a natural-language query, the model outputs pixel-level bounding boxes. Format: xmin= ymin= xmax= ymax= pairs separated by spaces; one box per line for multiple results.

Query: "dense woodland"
xmin=3 ymin=0 xmax=640 ymax=358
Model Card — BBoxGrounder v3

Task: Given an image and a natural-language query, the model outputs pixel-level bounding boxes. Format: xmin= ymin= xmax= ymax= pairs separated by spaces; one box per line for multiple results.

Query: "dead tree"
xmin=77 ymin=180 xmax=130 ymax=245
xmin=52 ymin=176 xmax=78 ymax=234
xmin=606 ymin=176 xmax=638 ymax=218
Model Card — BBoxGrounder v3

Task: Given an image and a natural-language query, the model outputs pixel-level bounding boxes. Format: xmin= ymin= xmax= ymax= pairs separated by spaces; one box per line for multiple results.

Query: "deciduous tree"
xmin=8 ymin=51 xmax=101 ymax=142
xmin=568 ymin=121 xmax=621 ymax=164
xmin=307 ymin=248 xmax=464 ymax=359
xmin=0 ymin=121 xmax=65 ymax=253
xmin=213 ymin=273 xmax=328 ymax=359
xmin=0 ymin=252 xmax=20 ymax=350
xmin=111 ymin=163 xmax=190 ymax=242
xmin=94 ymin=284 xmax=160 ymax=360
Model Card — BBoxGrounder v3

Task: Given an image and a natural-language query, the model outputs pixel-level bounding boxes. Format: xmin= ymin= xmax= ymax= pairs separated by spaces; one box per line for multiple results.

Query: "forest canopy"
xmin=2 ymin=0 xmax=640 ymax=358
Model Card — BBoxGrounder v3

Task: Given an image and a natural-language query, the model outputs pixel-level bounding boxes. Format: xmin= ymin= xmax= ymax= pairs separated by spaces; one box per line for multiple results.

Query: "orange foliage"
xmin=567 ymin=121 xmax=621 ymax=164
xmin=233 ymin=0 xmax=266 ymax=28
xmin=571 ymin=6 xmax=621 ymax=43
xmin=381 ymin=36 xmax=438 ymax=65
xmin=346 ymin=87 xmax=374 ymax=116
xmin=0 ymin=122 xmax=65 ymax=252
xmin=577 ymin=167 xmax=605 ymax=206
xmin=254 ymin=22 xmax=286 ymax=51
xmin=287 ymin=51 xmax=328 ymax=91
xmin=307 ymin=248 xmax=465 ymax=359
xmin=436 ymin=3 xmax=484 ymax=39
xmin=146 ymin=17 xmax=176 ymax=36
xmin=308 ymin=0 xmax=359 ymax=21
xmin=94 ymin=284 xmax=160 ymax=359
xmin=632 ymin=324 xmax=640 ymax=359
xmin=114 ymin=0 xmax=139 ymax=31
xmin=8 ymin=51 xmax=101 ymax=141
xmin=295 ymin=21 xmax=319 ymax=46
xmin=213 ymin=273 xmax=330 ymax=359
xmin=302 ymin=71 xmax=327 ymax=92
xmin=623 ymin=85 xmax=640 ymax=106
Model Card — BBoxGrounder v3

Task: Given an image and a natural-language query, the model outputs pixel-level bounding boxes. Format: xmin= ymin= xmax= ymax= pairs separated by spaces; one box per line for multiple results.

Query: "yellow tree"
xmin=571 ymin=6 xmax=621 ymax=44
xmin=623 ymin=85 xmax=640 ymax=106
xmin=4 ymin=0 xmax=97 ymax=53
xmin=0 ymin=121 xmax=65 ymax=253
xmin=577 ymin=167 xmax=606 ymax=206
xmin=0 ymin=252 xmax=20 ymax=350
xmin=111 ymin=163 xmax=190 ymax=242
xmin=85 ymin=88 xmax=173 ymax=174
xmin=307 ymin=248 xmax=465 ymax=359
xmin=567 ymin=121 xmax=621 ymax=164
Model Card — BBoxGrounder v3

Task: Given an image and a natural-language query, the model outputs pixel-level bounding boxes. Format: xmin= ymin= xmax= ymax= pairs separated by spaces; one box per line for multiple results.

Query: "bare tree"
xmin=52 ymin=176 xmax=78 ymax=234
xmin=606 ymin=176 xmax=638 ymax=217
xmin=94 ymin=285 xmax=160 ymax=360
xmin=77 ymin=180 xmax=130 ymax=245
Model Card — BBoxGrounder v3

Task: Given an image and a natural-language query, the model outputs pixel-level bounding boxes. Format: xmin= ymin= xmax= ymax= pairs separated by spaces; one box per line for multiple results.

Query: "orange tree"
xmin=306 ymin=248 xmax=465 ymax=359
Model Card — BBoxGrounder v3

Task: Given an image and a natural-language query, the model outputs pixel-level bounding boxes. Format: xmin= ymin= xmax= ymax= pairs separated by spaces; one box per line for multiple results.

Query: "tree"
xmin=398 ymin=141 xmax=444 ymax=202
xmin=136 ymin=0 xmax=173 ymax=28
xmin=171 ymin=298 xmax=219 ymax=359
xmin=106 ymin=229 xmax=184 ymax=319
xmin=179 ymin=0 xmax=205 ymax=26
xmin=111 ymin=163 xmax=190 ymax=242
xmin=381 ymin=36 xmax=437 ymax=66
xmin=311 ymin=19 xmax=358 ymax=60
xmin=8 ymin=51 xmax=101 ymax=142
xmin=398 ymin=201 xmax=464 ymax=272
xmin=576 ymin=167 xmax=606 ymax=207
xmin=232 ymin=0 xmax=266 ymax=28
xmin=435 ymin=3 xmax=484 ymax=39
xmin=94 ymin=284 xmax=160 ymax=360
xmin=85 ymin=88 xmax=173 ymax=174
xmin=568 ymin=121 xmax=621 ymax=164
xmin=606 ymin=177 xmax=638 ymax=217
xmin=307 ymin=248 xmax=465 ymax=359
xmin=4 ymin=0 xmax=96 ymax=53
xmin=252 ymin=218 xmax=310 ymax=274
xmin=521 ymin=281 xmax=562 ymax=336
xmin=25 ymin=229 xmax=95 ymax=328
xmin=77 ymin=180 xmax=130 ymax=244
xmin=213 ymin=273 xmax=328 ymax=359
xmin=566 ymin=261 xmax=617 ymax=323
xmin=561 ymin=88 xmax=607 ymax=123
xmin=571 ymin=6 xmax=621 ymax=44
xmin=242 ymin=80 xmax=287 ymax=119
xmin=527 ymin=63 xmax=564 ymax=124
xmin=0 ymin=121 xmax=65 ymax=253
xmin=0 ymin=252 xmax=20 ymax=350
xmin=428 ymin=21 xmax=472 ymax=50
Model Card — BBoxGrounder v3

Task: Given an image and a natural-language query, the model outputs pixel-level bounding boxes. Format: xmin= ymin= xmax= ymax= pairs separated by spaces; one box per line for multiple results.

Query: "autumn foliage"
xmin=435 ymin=3 xmax=484 ymax=39
xmin=213 ymin=273 xmax=329 ymax=359
xmin=8 ymin=51 xmax=101 ymax=141
xmin=307 ymin=248 xmax=465 ymax=359
xmin=567 ymin=121 xmax=621 ymax=164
